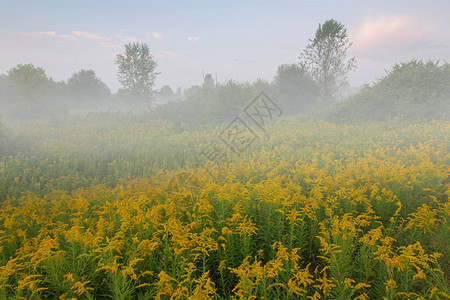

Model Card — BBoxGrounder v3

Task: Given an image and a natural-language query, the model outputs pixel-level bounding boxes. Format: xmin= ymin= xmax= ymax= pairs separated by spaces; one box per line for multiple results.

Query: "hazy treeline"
xmin=1 ymin=59 xmax=449 ymax=154
xmin=1 ymin=59 xmax=448 ymax=124
xmin=0 ymin=18 xmax=449 ymax=160
xmin=1 ymin=18 xmax=448 ymax=127
xmin=0 ymin=62 xmax=323 ymax=120
xmin=0 ymin=66 xmax=113 ymax=119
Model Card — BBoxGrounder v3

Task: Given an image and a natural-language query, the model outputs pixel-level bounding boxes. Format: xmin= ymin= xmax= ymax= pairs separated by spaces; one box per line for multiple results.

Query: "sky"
xmin=1 ymin=0 xmax=449 ymax=92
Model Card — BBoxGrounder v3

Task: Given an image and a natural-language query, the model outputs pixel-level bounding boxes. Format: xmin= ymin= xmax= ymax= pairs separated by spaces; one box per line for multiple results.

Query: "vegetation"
xmin=299 ymin=19 xmax=357 ymax=104
xmin=115 ymin=43 xmax=159 ymax=104
xmin=6 ymin=64 xmax=54 ymax=117
xmin=67 ymin=69 xmax=111 ymax=105
xmin=0 ymin=45 xmax=447 ymax=124
xmin=328 ymin=60 xmax=450 ymax=122
xmin=274 ymin=64 xmax=320 ymax=114
xmin=0 ymin=16 xmax=449 ymax=298
xmin=0 ymin=116 xmax=448 ymax=299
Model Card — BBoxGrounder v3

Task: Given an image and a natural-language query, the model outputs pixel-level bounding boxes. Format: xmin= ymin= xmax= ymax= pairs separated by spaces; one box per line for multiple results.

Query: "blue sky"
xmin=1 ymin=0 xmax=449 ymax=91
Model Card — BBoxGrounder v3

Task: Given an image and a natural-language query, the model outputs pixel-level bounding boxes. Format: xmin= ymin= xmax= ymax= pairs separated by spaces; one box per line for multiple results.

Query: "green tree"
xmin=115 ymin=43 xmax=159 ymax=104
xmin=274 ymin=63 xmax=320 ymax=113
xmin=299 ymin=19 xmax=356 ymax=104
xmin=158 ymin=85 xmax=174 ymax=103
xmin=212 ymin=80 xmax=252 ymax=120
xmin=67 ymin=69 xmax=111 ymax=103
xmin=7 ymin=63 xmax=52 ymax=106
xmin=202 ymin=73 xmax=215 ymax=89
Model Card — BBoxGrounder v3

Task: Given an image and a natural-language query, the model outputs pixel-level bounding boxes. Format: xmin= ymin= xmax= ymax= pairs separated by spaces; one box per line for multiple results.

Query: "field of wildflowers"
xmin=0 ymin=116 xmax=448 ymax=299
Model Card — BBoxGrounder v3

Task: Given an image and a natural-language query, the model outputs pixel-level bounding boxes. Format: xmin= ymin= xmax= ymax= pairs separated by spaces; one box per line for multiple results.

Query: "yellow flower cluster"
xmin=0 ymin=117 xmax=448 ymax=299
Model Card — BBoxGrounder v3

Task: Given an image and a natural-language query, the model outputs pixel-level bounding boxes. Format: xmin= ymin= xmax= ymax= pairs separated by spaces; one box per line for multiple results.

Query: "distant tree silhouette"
xmin=299 ymin=19 xmax=356 ymax=104
xmin=115 ymin=43 xmax=159 ymax=104
xmin=203 ymin=73 xmax=215 ymax=89
xmin=274 ymin=63 xmax=319 ymax=113
xmin=7 ymin=64 xmax=51 ymax=107
xmin=67 ymin=69 xmax=111 ymax=103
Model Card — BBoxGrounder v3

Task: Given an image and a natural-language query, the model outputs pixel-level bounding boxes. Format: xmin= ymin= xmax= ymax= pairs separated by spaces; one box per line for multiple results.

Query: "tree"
xmin=158 ymin=85 xmax=174 ymax=103
xmin=202 ymin=73 xmax=215 ymax=89
xmin=274 ymin=63 xmax=320 ymax=113
xmin=212 ymin=80 xmax=251 ymax=120
xmin=7 ymin=63 xmax=52 ymax=106
xmin=299 ymin=19 xmax=356 ymax=103
xmin=115 ymin=43 xmax=159 ymax=103
xmin=67 ymin=69 xmax=111 ymax=103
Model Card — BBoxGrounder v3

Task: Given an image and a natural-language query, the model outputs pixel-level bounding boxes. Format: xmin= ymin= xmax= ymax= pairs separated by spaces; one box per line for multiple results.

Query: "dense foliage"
xmin=299 ymin=19 xmax=356 ymax=103
xmin=0 ymin=116 xmax=448 ymax=299
xmin=115 ymin=43 xmax=159 ymax=104
xmin=328 ymin=60 xmax=450 ymax=121
xmin=2 ymin=57 xmax=448 ymax=125
xmin=67 ymin=70 xmax=111 ymax=105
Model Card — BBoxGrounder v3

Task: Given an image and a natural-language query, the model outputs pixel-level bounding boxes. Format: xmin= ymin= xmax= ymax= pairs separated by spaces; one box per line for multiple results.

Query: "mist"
xmin=0 ymin=1 xmax=449 ymax=299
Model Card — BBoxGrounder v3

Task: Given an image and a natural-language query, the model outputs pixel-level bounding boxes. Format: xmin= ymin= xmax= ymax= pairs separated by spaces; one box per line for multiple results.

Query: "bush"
xmin=326 ymin=60 xmax=450 ymax=122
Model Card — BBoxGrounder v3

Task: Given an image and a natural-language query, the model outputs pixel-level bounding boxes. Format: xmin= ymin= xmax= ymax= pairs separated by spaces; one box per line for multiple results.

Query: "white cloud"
xmin=37 ymin=31 xmax=80 ymax=41
xmin=71 ymin=30 xmax=106 ymax=41
xmin=35 ymin=30 xmax=121 ymax=49
xmin=351 ymin=15 xmax=435 ymax=54
xmin=99 ymin=41 xmax=122 ymax=49
xmin=157 ymin=51 xmax=189 ymax=59
xmin=38 ymin=30 xmax=139 ymax=49
xmin=0 ymin=30 xmax=145 ymax=54
xmin=187 ymin=36 xmax=200 ymax=42
xmin=150 ymin=32 xmax=163 ymax=40
xmin=37 ymin=31 xmax=57 ymax=37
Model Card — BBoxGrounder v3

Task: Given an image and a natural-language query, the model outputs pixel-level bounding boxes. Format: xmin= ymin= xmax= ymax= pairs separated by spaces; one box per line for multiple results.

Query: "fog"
xmin=0 ymin=2 xmax=449 ymax=299
xmin=1 ymin=2 xmax=449 ymax=126
xmin=0 ymin=2 xmax=449 ymax=179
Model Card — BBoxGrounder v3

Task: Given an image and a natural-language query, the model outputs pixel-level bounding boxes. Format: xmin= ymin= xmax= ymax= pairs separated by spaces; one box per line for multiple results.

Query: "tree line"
xmin=0 ymin=19 xmax=355 ymax=120
xmin=1 ymin=18 xmax=448 ymax=124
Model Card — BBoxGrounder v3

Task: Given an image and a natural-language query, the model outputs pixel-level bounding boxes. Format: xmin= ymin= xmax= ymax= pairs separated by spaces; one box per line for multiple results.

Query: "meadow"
xmin=0 ymin=115 xmax=448 ymax=299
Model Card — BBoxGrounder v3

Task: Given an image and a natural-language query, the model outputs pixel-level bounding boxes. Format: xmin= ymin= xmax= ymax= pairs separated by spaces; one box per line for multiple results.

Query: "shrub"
xmin=327 ymin=60 xmax=450 ymax=122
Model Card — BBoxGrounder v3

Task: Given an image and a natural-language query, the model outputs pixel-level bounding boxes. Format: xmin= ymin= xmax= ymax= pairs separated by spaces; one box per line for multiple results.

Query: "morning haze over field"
xmin=1 ymin=0 xmax=449 ymax=90
xmin=0 ymin=1 xmax=449 ymax=299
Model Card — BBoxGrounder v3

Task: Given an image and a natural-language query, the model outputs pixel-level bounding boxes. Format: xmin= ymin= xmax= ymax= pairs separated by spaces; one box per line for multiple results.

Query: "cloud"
xmin=187 ymin=36 xmax=200 ymax=42
xmin=150 ymin=32 xmax=163 ymax=40
xmin=0 ymin=30 xmax=32 ymax=50
xmin=37 ymin=31 xmax=80 ymax=41
xmin=157 ymin=51 xmax=189 ymax=59
xmin=0 ymin=30 xmax=145 ymax=54
xmin=33 ymin=30 xmax=134 ymax=49
xmin=71 ymin=31 xmax=123 ymax=48
xmin=99 ymin=41 xmax=122 ymax=49
xmin=352 ymin=15 xmax=435 ymax=54
xmin=72 ymin=30 xmax=106 ymax=41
